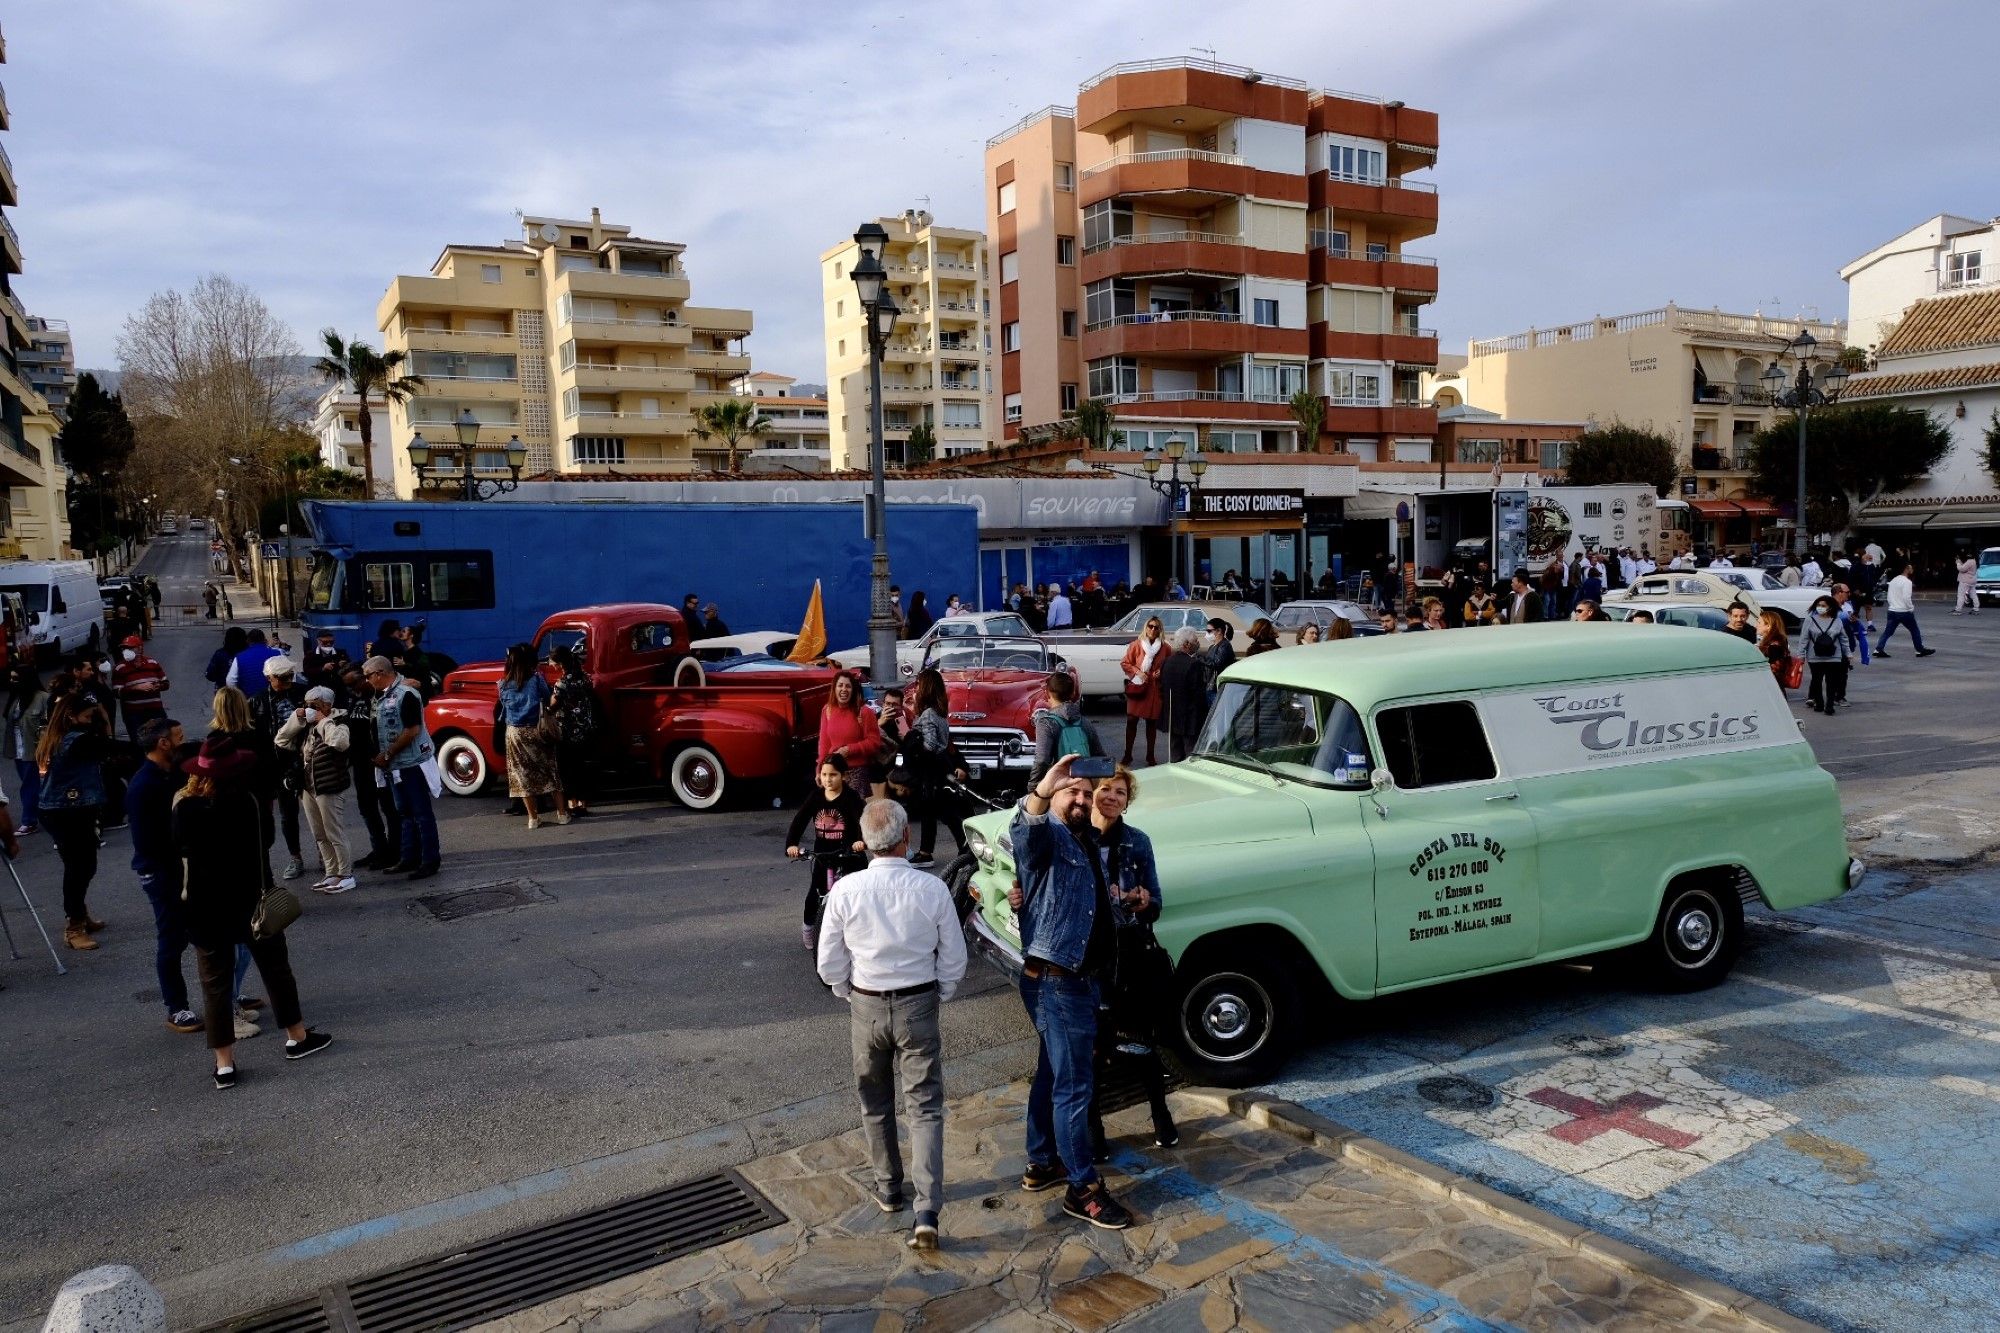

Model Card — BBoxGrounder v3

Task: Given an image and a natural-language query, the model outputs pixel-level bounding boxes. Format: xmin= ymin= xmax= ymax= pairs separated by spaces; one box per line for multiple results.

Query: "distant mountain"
xmin=81 ymin=368 xmax=121 ymax=394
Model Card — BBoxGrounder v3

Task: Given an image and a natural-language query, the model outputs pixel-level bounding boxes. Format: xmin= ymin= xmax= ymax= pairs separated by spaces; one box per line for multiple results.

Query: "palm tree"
xmin=316 ymin=330 xmax=424 ymax=500
xmin=692 ymin=396 xmax=773 ymax=473
xmin=1288 ymin=388 xmax=1326 ymax=453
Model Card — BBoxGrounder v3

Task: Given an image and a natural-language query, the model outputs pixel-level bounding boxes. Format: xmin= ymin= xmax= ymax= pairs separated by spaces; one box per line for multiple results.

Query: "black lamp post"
xmin=1139 ymin=439 xmax=1209 ymax=593
xmin=408 ymin=409 xmax=528 ymax=500
xmin=1760 ymin=329 xmax=1849 ymax=558
xmin=851 ymin=222 xmax=902 ymax=687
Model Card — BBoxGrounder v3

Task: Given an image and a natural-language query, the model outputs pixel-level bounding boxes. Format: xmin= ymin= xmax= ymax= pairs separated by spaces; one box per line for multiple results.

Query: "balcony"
xmin=1080 ymin=230 xmax=1308 ymax=285
xmin=1308 ymin=238 xmax=1438 ymax=292
xmin=683 ymin=306 xmax=753 ymax=338
xmin=0 ymin=140 xmax=15 ymax=209
xmin=557 ymin=267 xmax=691 ymax=303
xmin=1309 ymin=325 xmax=1439 ymax=364
xmin=1321 ymin=402 xmax=1438 ymax=436
xmin=0 ymin=213 xmax=19 ymax=275
xmin=567 ymin=363 xmax=695 ymax=393
xmin=922 ymin=255 xmax=982 ymax=282
xmin=1693 ymin=384 xmax=1775 ymax=407
xmin=1307 ymin=93 xmax=1439 ymax=175
xmin=1084 ymin=310 xmax=1307 ymax=361
xmin=572 ymin=409 xmax=696 ymax=437
xmin=1691 ymin=446 xmax=1750 ymax=472
xmin=1312 ymin=174 xmax=1439 ymax=229
xmin=686 ymin=348 xmax=752 ymax=375
xmin=1080 ymin=149 xmax=1301 ymax=211
xmin=1102 ymin=390 xmax=1297 ymax=424
xmin=567 ymin=314 xmax=694 ymax=348
xmin=1076 ymin=58 xmax=1308 ymax=136
xmin=400 ymin=325 xmax=516 ymax=354
xmin=932 ymin=299 xmax=981 ymax=322
xmin=0 ymin=81 xmax=10 ymax=131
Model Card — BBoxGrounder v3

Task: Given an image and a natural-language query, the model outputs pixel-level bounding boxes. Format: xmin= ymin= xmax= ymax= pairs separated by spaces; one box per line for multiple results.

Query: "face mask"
xmin=121 ymin=650 xmax=137 ymax=662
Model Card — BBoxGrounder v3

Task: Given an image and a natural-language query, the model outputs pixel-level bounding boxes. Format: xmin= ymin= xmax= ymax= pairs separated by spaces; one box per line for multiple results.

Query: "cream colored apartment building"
xmin=1462 ymin=303 xmax=1847 ymax=503
xmin=729 ymin=371 xmax=831 ymax=471
xmin=983 ymin=58 xmax=1441 ymax=461
xmin=821 ymin=210 xmax=992 ymax=469
xmin=376 ymin=209 xmax=753 ymax=495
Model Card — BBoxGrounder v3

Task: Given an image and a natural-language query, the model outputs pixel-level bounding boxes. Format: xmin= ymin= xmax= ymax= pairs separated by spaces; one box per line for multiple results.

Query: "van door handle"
xmin=1485 ymin=792 xmax=1519 ymax=802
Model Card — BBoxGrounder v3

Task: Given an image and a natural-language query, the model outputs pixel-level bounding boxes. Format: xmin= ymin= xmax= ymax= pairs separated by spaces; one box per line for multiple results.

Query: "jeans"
xmin=391 ymin=766 xmax=440 ymax=867
xmin=137 ymin=871 xmax=191 ymax=1013
xmin=13 ymin=759 xmax=38 ymax=827
xmin=351 ymin=761 xmax=399 ymax=858
xmin=196 ymin=935 xmax=302 ymax=1051
xmin=41 ymin=808 xmax=99 ymax=923
xmin=1021 ymin=970 xmax=1100 ymax=1188
xmin=849 ymin=989 xmax=945 ymax=1216
xmin=1878 ymin=611 xmax=1926 ymax=652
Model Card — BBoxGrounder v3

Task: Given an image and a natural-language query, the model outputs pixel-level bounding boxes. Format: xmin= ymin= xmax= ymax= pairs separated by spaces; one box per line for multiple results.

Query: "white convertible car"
xmin=828 ymin=610 xmax=1037 ymax=680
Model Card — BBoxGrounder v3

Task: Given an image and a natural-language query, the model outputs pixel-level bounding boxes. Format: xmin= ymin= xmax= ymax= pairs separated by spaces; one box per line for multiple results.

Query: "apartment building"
xmin=310 ymin=384 xmax=391 ymax=479
xmin=0 ymin=24 xmax=70 ymax=559
xmin=821 ymin=210 xmax=991 ymax=469
xmin=376 ymin=208 xmax=753 ymax=496
xmin=19 ymin=314 xmax=72 ymax=420
xmin=729 ymin=371 xmax=831 ymax=471
xmin=982 ymin=57 xmax=1441 ymax=461
xmin=1841 ymin=212 xmax=1997 ymax=353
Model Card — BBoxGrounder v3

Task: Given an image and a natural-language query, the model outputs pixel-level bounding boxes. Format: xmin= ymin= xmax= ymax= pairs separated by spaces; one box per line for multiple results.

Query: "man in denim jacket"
xmin=1008 ymin=754 xmax=1134 ymax=1231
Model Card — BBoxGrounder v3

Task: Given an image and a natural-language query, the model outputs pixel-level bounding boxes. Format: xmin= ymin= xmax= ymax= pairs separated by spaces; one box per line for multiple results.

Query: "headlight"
xmin=967 ymin=830 xmax=995 ymax=866
xmin=1004 ymin=735 xmax=1025 ymax=756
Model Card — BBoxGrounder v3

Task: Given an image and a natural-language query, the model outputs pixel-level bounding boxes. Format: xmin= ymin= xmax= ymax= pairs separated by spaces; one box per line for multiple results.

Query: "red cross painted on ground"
xmin=1526 ymin=1087 xmax=1700 ymax=1150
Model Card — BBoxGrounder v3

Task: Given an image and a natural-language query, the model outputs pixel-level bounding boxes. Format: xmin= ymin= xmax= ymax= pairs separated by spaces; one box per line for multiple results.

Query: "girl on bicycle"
xmin=784 ymin=754 xmax=867 ymax=951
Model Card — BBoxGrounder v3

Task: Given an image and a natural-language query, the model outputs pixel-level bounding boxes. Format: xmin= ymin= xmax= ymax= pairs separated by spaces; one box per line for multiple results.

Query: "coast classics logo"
xmin=1531 ymin=691 xmax=1761 ymax=756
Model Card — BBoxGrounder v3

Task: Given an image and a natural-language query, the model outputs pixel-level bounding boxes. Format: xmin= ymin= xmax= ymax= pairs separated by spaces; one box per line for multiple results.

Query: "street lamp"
xmin=1139 ymin=443 xmax=1210 ymax=592
xmin=407 ymin=410 xmax=528 ymax=500
xmin=851 ymin=221 xmax=902 ymax=688
xmin=1760 ymin=329 xmax=1849 ymax=558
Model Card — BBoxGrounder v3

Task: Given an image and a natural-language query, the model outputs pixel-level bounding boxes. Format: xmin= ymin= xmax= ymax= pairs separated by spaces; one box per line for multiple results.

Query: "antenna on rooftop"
xmin=1192 ymin=46 xmax=1217 ymax=61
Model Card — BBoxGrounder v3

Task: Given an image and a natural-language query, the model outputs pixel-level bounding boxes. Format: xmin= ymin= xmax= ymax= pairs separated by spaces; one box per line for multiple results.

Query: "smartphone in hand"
xmin=1071 ymin=756 xmax=1115 ymax=780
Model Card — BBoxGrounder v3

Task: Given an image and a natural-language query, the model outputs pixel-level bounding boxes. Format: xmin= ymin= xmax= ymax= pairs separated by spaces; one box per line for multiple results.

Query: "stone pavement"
xmin=471 ymin=1082 xmax=1802 ymax=1333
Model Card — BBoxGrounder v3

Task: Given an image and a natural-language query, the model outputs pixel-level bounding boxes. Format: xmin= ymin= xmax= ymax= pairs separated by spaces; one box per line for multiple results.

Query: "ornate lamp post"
xmin=408 ymin=409 xmax=528 ymax=501
xmin=1139 ymin=438 xmax=1209 ymax=592
xmin=1761 ymin=329 xmax=1849 ymax=558
xmin=850 ymin=222 xmax=903 ymax=687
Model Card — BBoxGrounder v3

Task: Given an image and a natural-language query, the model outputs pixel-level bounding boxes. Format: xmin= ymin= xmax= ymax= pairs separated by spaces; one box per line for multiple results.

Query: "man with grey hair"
xmin=276 ymin=685 xmax=355 ymax=894
xmin=816 ymin=797 xmax=967 ymax=1252
xmin=1157 ymin=628 xmax=1208 ymax=763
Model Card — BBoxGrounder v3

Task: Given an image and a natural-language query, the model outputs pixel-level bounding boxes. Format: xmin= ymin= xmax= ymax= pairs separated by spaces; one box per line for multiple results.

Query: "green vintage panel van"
xmin=958 ymin=623 xmax=1862 ymax=1085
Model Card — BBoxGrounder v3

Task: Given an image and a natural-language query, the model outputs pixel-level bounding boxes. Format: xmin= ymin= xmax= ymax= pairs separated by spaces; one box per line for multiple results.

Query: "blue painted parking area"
xmin=1266 ymin=867 xmax=2000 ymax=1332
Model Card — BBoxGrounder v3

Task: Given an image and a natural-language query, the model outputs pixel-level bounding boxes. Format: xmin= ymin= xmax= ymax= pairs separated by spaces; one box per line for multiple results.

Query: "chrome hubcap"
xmin=1676 ymin=910 xmax=1714 ymax=954
xmin=1203 ymin=994 xmax=1249 ymax=1042
xmin=683 ymin=761 xmax=716 ymax=798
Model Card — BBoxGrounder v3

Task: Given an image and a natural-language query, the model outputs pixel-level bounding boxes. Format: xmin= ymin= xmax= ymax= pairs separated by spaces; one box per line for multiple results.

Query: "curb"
xmin=1183 ymin=1087 xmax=1822 ymax=1333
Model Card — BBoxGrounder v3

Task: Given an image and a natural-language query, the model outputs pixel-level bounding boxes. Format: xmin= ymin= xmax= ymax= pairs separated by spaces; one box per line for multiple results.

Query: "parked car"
xmin=958 ymin=623 xmax=1860 ymax=1084
xmin=919 ymin=635 xmax=1077 ymax=793
xmin=424 ymin=603 xmax=837 ymax=809
xmin=1601 ymin=602 xmax=1735 ymax=630
xmin=1697 ymin=567 xmax=1819 ymax=628
xmin=1607 ymin=570 xmax=1806 ymax=629
xmin=692 ymin=630 xmax=801 ymax=663
xmin=1044 ymin=601 xmax=1265 ymax=697
xmin=1271 ymin=600 xmax=1386 ymax=637
xmin=1976 ymin=547 xmax=2000 ymax=607
xmin=828 ymin=610 xmax=1034 ymax=680
xmin=0 ymin=560 xmax=106 ymax=662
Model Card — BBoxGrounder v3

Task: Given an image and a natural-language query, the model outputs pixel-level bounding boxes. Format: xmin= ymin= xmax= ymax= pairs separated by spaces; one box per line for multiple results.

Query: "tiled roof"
xmin=1875 ymin=286 xmax=2000 ymax=357
xmin=1867 ymin=492 xmax=2000 ymax=511
xmin=1844 ymin=359 xmax=2000 ymax=398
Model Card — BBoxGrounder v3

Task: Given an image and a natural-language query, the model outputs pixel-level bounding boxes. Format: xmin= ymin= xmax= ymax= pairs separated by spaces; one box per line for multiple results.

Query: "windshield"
xmin=927 ymin=638 xmax=1051 ymax=673
xmin=1982 ymin=549 xmax=2000 ymax=567
xmin=0 ymin=583 xmax=48 ymax=613
xmin=307 ymin=554 xmax=343 ymax=612
xmin=1194 ymin=681 xmax=1372 ymax=788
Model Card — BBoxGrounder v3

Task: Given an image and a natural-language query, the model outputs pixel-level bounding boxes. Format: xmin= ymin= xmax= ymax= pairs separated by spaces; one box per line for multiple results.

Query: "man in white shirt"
xmin=817 ymin=799 xmax=967 ymax=1251
xmin=1045 ymin=586 xmax=1074 ymax=630
xmin=1875 ymin=563 xmax=1936 ymax=658
xmin=1708 ymin=553 xmax=1735 ymax=569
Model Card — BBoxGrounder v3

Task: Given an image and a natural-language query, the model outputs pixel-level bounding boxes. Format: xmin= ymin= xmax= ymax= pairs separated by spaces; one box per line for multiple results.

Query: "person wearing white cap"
xmin=248 ymin=654 xmax=309 ymax=880
xmin=276 ymin=685 xmax=356 ymax=893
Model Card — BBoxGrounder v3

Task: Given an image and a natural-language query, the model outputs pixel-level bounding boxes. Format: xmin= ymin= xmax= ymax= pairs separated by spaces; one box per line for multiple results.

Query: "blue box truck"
xmin=298 ymin=500 xmax=979 ymax=666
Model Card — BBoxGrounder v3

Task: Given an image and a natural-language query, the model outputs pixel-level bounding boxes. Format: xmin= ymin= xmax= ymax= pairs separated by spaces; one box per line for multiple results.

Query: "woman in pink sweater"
xmin=816 ymin=672 xmax=882 ymax=794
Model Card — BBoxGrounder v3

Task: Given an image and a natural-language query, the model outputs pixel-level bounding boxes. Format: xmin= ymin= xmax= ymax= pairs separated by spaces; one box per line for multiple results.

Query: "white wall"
xmin=1243 ymin=277 xmax=1307 ymax=328
xmin=1848 ymin=247 xmax=1944 ymax=352
xmin=1866 ymin=385 xmax=2000 ymax=504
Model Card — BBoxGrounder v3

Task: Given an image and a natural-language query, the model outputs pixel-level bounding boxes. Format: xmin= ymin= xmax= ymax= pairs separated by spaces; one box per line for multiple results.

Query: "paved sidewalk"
xmin=472 ymin=1083 xmax=1801 ymax=1333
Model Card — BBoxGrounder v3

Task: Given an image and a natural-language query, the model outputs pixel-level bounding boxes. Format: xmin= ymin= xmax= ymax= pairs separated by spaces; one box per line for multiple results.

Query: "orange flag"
xmin=788 ymin=580 xmax=828 ymax=662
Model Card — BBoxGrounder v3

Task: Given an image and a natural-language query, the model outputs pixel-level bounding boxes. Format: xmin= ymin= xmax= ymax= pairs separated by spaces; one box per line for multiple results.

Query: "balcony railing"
xmin=0 ymin=214 xmax=19 ymax=255
xmin=1691 ymin=447 xmax=1747 ymax=472
xmin=986 ymin=104 xmax=1074 ymax=148
xmin=1309 ymin=234 xmax=1438 ymax=266
xmin=0 ymin=141 xmax=13 ymax=180
xmin=1326 ymin=172 xmax=1437 ymax=193
xmin=417 ymin=372 xmax=518 ymax=383
xmin=1693 ymin=384 xmax=1777 ymax=407
xmin=1079 ymin=56 xmax=1307 ymax=93
xmin=404 ymin=325 xmax=513 ymax=340
xmin=1082 ymin=228 xmax=1243 ymax=257
xmin=1102 ymin=389 xmax=1293 ymax=406
xmin=1395 ymin=326 xmax=1439 ymax=338
xmin=1080 ymin=148 xmax=1244 ymax=179
xmin=1086 ymin=309 xmax=1244 ymax=333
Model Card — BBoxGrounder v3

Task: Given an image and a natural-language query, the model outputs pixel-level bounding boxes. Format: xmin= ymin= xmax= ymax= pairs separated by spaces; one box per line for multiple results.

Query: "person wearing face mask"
xmin=276 ymin=686 xmax=355 ymax=894
xmin=112 ymin=635 xmax=172 ymax=743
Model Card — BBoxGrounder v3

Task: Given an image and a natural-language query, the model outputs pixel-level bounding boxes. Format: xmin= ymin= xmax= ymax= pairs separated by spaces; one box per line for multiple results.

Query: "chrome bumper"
xmin=967 ymin=909 xmax=1025 ymax=982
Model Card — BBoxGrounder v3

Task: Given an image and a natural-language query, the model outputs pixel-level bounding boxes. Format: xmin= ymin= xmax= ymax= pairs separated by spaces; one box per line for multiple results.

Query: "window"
xmin=837 ymin=339 xmax=846 ymax=357
xmin=570 ymin=234 xmax=589 ymax=249
xmin=1366 ymin=242 xmax=1388 ymax=261
xmin=557 ymin=340 xmax=576 ymax=371
xmin=835 ymin=300 xmax=843 ymax=318
xmin=1250 ymin=361 xmax=1305 ymax=400
xmin=1056 ymin=162 xmax=1074 ymax=191
xmin=999 ymin=251 xmax=1020 ymax=284
xmin=1081 ymin=200 xmax=1135 ymax=253
xmin=1321 ymin=228 xmax=1349 ymax=257
xmin=1456 ymin=439 xmax=1501 ymax=464
xmin=1194 ymin=683 xmax=1374 ymax=787
xmin=480 ymin=264 xmax=502 ymax=284
xmin=1324 ymin=366 xmax=1384 ymax=405
xmin=1056 ymin=236 xmax=1076 ymax=266
xmin=1208 ymin=429 xmax=1259 ymax=453
xmin=628 ymin=623 xmax=677 ymax=654
xmin=1003 ymin=322 xmax=1021 ymax=352
xmin=573 ymin=436 xmax=627 ymax=465
xmin=997 ymin=180 xmax=1017 ymax=214
xmin=559 ymin=255 xmax=598 ymax=273
xmin=1061 ymin=310 xmax=1078 ymax=338
xmin=363 ymin=561 xmax=415 ymax=610
xmin=941 ymin=401 xmax=981 ymax=428
xmin=1322 ymin=287 xmax=1387 ymax=334
xmin=425 ymin=553 xmax=494 ymax=610
xmin=834 ymin=261 xmax=843 ymax=279
xmin=1004 ymin=393 xmax=1023 ymax=423
xmin=1060 ymin=383 xmax=1079 ymax=412
xmin=1947 ymin=251 xmax=1983 ymax=286
xmin=1253 ymin=298 xmax=1280 ymax=327
xmin=1327 ymin=142 xmax=1385 ymax=183
xmin=1087 ymin=357 xmax=1138 ymax=399
xmin=1084 ymin=278 xmax=1137 ymax=329
xmin=1376 ymin=702 xmax=1496 ymax=789
xmin=411 ymin=351 xmax=517 ymax=381
xmin=555 ymin=292 xmax=573 ymax=326
xmin=1540 ymin=439 xmax=1574 ymax=470
xmin=561 ymin=386 xmax=580 ymax=419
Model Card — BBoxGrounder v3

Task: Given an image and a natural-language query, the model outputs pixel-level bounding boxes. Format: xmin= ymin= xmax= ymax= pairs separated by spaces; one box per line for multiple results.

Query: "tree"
xmin=1562 ymin=423 xmax=1680 ymax=496
xmin=1069 ymin=397 xmax=1120 ymax=450
xmin=1287 ymin=388 xmax=1325 ymax=452
xmin=905 ymin=421 xmax=937 ymax=466
xmin=56 ymin=373 xmax=139 ymax=555
xmin=1838 ymin=345 xmax=1871 ymax=373
xmin=1746 ymin=402 xmax=1954 ymax=548
xmin=316 ymin=329 xmax=422 ymax=501
xmin=691 ymin=396 xmax=772 ymax=473
xmin=1984 ymin=409 xmax=2000 ymax=490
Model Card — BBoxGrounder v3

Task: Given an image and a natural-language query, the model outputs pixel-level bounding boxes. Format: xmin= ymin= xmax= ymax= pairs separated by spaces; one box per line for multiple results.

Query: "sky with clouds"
xmin=12 ymin=0 xmax=1996 ymax=382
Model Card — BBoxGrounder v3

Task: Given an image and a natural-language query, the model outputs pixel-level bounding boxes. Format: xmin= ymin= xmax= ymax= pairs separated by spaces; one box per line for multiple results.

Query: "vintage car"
xmin=958 ymin=624 xmax=1861 ymax=1085
xmin=1271 ymin=600 xmax=1386 ymax=637
xmin=1607 ymin=569 xmax=1809 ymax=630
xmin=918 ymin=635 xmax=1078 ymax=792
xmin=1043 ymin=601 xmax=1266 ymax=698
xmin=1601 ymin=602 xmax=1736 ymax=630
xmin=828 ymin=610 xmax=1034 ymax=680
xmin=690 ymin=630 xmax=802 ymax=663
xmin=1978 ymin=547 xmax=2000 ymax=607
xmin=424 ymin=603 xmax=836 ymax=810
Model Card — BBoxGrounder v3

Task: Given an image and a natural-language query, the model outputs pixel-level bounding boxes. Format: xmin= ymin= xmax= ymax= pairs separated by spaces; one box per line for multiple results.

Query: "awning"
xmin=1686 ymin=499 xmax=1741 ymax=518
xmin=1864 ymin=506 xmax=2000 ymax=531
xmin=1733 ymin=499 xmax=1782 ymax=517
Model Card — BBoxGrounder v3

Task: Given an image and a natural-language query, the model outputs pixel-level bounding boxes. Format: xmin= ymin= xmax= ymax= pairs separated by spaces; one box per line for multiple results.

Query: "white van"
xmin=0 ymin=561 xmax=105 ymax=661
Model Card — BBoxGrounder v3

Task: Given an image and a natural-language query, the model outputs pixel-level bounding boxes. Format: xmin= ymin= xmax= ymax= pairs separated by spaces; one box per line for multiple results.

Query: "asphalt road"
xmin=3 ymin=540 xmax=1995 ymax=1329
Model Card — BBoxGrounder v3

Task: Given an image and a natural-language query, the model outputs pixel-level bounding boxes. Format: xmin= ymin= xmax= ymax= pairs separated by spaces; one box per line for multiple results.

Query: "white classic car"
xmin=828 ymin=610 xmax=1036 ymax=680
xmin=1043 ymin=601 xmax=1266 ymax=699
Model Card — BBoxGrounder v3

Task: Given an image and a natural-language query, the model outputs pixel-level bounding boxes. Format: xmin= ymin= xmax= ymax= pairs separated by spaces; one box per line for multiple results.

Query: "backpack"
xmin=1056 ymin=716 xmax=1094 ymax=760
xmin=1808 ymin=619 xmax=1837 ymax=657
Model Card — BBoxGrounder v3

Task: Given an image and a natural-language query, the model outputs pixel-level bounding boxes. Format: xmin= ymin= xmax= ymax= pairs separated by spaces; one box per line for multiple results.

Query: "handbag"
xmin=1124 ymin=675 xmax=1150 ymax=699
xmin=1782 ymin=655 xmax=1804 ymax=690
xmin=1106 ymin=922 xmax=1175 ymax=1039
xmin=252 ymin=885 xmax=302 ymax=940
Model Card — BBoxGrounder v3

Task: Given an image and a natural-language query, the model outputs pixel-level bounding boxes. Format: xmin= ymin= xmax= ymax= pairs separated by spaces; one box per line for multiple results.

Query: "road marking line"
xmin=1934 ymin=1075 xmax=2000 ymax=1102
xmin=1736 ymin=972 xmax=2000 ymax=1044
xmin=1751 ymin=918 xmax=2000 ymax=969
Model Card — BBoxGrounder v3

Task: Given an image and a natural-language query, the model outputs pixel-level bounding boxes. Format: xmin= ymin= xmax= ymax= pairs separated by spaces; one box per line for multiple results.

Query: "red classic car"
xmin=424 ymin=603 xmax=837 ymax=809
xmin=915 ymin=636 xmax=1077 ymax=791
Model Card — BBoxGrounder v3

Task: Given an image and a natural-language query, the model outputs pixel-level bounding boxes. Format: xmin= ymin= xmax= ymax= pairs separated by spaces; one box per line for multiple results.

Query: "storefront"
xmin=1179 ymin=487 xmax=1308 ymax=598
xmin=1683 ymin=497 xmax=1782 ymax=555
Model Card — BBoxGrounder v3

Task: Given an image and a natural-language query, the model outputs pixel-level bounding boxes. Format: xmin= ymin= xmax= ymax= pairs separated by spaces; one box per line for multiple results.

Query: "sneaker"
xmin=285 ymin=1029 xmax=333 ymax=1060
xmin=213 ymin=1066 xmax=238 ymax=1091
xmin=873 ymin=1186 xmax=906 ymax=1213
xmin=1153 ymin=1129 xmax=1181 ymax=1149
xmin=1062 ymin=1182 xmax=1133 ymax=1231
xmin=1022 ymin=1162 xmax=1066 ymax=1193
xmin=1875 ymin=650 xmax=1892 ymax=658
xmin=407 ymin=864 xmax=440 ymax=881
xmin=16 ymin=822 xmax=36 ymax=835
xmin=233 ymin=1014 xmax=261 ymax=1040
xmin=281 ymin=859 xmax=304 ymax=880
xmin=1917 ymin=647 xmax=1937 ymax=657
xmin=907 ymin=1211 xmax=939 ymax=1250
xmin=801 ymin=924 xmax=818 ymax=951
xmin=166 ymin=1009 xmax=202 ymax=1033
xmin=908 ymin=852 xmax=935 ymax=868
xmin=329 ymin=877 xmax=357 ymax=893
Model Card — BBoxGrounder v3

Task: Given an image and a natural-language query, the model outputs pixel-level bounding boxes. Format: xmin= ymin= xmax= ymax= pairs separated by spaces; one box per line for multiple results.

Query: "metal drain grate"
xmin=202 ymin=1171 xmax=783 ymax=1333
xmin=412 ymin=878 xmax=553 ymax=923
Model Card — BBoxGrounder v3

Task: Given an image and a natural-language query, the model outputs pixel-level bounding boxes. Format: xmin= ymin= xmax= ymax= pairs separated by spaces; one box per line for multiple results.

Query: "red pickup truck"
xmin=424 ymin=603 xmax=837 ymax=810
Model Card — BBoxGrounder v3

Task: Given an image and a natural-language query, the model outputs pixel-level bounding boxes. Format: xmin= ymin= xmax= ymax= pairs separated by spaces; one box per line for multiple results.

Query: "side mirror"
xmin=1370 ymin=768 xmax=1394 ymax=792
